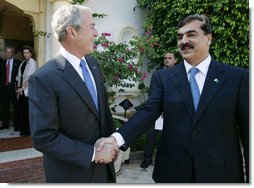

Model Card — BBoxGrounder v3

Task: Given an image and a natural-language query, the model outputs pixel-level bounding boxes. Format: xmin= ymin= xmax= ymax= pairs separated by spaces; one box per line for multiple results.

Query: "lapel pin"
xmin=214 ymin=78 xmax=219 ymax=83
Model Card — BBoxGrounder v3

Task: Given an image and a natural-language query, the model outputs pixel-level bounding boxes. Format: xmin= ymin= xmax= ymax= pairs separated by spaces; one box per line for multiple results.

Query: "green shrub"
xmin=136 ymin=0 xmax=249 ymax=69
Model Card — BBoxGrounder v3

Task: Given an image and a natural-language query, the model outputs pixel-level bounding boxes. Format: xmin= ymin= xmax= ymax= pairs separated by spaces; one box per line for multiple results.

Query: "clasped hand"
xmin=94 ymin=136 xmax=119 ymax=164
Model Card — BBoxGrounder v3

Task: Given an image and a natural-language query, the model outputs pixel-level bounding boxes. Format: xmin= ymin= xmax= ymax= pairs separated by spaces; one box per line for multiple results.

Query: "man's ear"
xmin=207 ymin=33 xmax=212 ymax=46
xmin=66 ymin=26 xmax=76 ymax=38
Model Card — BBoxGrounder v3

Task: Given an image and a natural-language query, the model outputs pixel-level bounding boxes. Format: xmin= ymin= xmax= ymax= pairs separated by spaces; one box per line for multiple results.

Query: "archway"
xmin=0 ymin=1 xmax=34 ymax=60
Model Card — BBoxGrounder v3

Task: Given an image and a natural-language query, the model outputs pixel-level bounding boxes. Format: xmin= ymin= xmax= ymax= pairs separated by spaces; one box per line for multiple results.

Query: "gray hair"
xmin=51 ymin=4 xmax=92 ymax=42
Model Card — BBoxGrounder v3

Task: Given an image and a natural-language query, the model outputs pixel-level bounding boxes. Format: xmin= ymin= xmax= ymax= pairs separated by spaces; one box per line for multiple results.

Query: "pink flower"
xmin=145 ymin=31 xmax=151 ymax=35
xmin=102 ymin=43 xmax=108 ymax=47
xmin=141 ymin=72 xmax=147 ymax=80
xmin=119 ymin=58 xmax=124 ymax=63
xmin=101 ymin=32 xmax=111 ymax=36
xmin=149 ymin=43 xmax=154 ymax=47
xmin=129 ymin=64 xmax=134 ymax=71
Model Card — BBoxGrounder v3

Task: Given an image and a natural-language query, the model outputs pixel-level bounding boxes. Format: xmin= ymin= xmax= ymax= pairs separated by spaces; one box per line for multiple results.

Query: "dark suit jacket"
xmin=118 ymin=59 xmax=249 ymax=183
xmin=29 ymin=54 xmax=116 ymax=183
xmin=0 ymin=59 xmax=21 ymax=92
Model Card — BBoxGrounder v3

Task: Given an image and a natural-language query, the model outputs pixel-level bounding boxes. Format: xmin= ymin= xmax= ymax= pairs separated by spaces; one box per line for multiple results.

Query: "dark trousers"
xmin=18 ymin=95 xmax=30 ymax=135
xmin=143 ymin=126 xmax=160 ymax=161
xmin=1 ymin=84 xmax=19 ymax=129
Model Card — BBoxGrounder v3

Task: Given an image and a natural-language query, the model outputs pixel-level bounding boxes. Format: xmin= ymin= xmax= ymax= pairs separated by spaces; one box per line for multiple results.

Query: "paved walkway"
xmin=0 ymin=124 xmax=155 ymax=183
xmin=117 ymin=162 xmax=154 ymax=183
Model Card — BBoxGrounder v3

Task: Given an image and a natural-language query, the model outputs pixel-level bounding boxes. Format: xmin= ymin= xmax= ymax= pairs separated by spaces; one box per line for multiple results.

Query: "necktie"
xmin=189 ymin=67 xmax=200 ymax=111
xmin=80 ymin=59 xmax=98 ymax=110
xmin=6 ymin=60 xmax=10 ymax=85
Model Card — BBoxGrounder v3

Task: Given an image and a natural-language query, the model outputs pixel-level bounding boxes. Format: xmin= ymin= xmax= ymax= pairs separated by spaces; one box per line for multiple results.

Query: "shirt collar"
xmin=59 ymin=46 xmax=85 ymax=69
xmin=184 ymin=54 xmax=211 ymax=76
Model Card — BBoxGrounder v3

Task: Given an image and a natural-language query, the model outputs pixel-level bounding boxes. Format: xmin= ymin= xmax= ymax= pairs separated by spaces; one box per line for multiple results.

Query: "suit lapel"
xmin=172 ymin=63 xmax=195 ymax=119
xmin=193 ymin=60 xmax=225 ymax=126
xmin=54 ymin=54 xmax=100 ymax=120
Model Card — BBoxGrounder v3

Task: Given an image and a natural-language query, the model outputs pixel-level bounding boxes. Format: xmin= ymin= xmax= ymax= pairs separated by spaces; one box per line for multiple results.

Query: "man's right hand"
xmin=94 ymin=136 xmax=119 ymax=163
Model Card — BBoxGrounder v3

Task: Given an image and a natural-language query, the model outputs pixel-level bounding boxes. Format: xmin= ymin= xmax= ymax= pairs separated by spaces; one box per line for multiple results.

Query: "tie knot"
xmin=190 ymin=67 xmax=199 ymax=76
xmin=80 ymin=59 xmax=86 ymax=67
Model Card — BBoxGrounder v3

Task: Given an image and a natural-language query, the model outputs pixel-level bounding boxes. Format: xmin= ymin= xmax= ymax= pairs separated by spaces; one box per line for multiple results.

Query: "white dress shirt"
xmin=59 ymin=46 xmax=97 ymax=97
xmin=184 ymin=55 xmax=211 ymax=94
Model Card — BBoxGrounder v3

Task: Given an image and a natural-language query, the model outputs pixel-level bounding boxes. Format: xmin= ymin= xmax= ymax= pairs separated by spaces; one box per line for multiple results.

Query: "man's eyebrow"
xmin=178 ymin=30 xmax=198 ymax=35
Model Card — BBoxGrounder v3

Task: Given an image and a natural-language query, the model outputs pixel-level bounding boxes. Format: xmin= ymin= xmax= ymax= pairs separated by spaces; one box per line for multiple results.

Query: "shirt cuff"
xmin=91 ymin=146 xmax=96 ymax=162
xmin=111 ymin=132 xmax=125 ymax=147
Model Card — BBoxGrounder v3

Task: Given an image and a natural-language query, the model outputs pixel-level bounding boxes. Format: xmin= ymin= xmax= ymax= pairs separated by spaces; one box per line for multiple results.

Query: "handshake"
xmin=93 ymin=136 xmax=119 ymax=164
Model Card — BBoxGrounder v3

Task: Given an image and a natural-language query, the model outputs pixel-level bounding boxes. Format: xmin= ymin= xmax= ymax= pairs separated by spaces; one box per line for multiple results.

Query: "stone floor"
xmin=116 ymin=162 xmax=154 ymax=183
xmin=0 ymin=123 xmax=155 ymax=183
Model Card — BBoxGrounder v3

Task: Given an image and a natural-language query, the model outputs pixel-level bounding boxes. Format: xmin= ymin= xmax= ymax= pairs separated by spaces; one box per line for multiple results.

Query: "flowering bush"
xmin=92 ymin=30 xmax=160 ymax=95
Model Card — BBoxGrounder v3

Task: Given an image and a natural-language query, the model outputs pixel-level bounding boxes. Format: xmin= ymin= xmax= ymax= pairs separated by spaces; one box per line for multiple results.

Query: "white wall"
xmin=84 ymin=0 xmax=145 ymax=41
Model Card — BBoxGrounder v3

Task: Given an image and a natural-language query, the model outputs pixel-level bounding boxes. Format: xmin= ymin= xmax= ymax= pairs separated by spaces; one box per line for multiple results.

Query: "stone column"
xmin=50 ymin=0 xmax=72 ymax=56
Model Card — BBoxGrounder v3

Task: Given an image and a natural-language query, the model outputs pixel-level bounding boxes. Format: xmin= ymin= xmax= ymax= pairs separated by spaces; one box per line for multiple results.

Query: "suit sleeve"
xmin=236 ymin=69 xmax=249 ymax=182
xmin=29 ymin=72 xmax=94 ymax=169
xmin=117 ymin=70 xmax=164 ymax=150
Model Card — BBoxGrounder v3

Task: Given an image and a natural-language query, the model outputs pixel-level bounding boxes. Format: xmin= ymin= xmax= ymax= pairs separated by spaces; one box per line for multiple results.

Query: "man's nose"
xmin=181 ymin=35 xmax=189 ymax=43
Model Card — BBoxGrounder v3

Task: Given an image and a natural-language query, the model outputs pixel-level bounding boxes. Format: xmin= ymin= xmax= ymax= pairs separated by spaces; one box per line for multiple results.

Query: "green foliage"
xmin=136 ymin=0 xmax=249 ymax=68
xmin=72 ymin=0 xmax=85 ymax=5
xmin=92 ymin=13 xmax=108 ymax=19
xmin=92 ymin=32 xmax=159 ymax=92
xmin=30 ymin=23 xmax=51 ymax=38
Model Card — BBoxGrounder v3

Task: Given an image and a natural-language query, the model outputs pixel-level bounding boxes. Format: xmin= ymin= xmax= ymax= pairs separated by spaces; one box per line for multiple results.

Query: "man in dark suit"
xmin=140 ymin=52 xmax=177 ymax=169
xmin=96 ymin=15 xmax=249 ymax=183
xmin=29 ymin=5 xmax=118 ymax=183
xmin=0 ymin=57 xmax=3 ymax=119
xmin=0 ymin=47 xmax=21 ymax=131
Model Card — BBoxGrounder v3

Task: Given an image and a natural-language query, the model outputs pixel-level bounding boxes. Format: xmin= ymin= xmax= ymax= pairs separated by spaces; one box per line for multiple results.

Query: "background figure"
xmin=0 ymin=47 xmax=21 ymax=131
xmin=140 ymin=52 xmax=176 ymax=168
xmin=0 ymin=56 xmax=3 ymax=120
xmin=98 ymin=14 xmax=249 ymax=183
xmin=29 ymin=5 xmax=117 ymax=183
xmin=16 ymin=46 xmax=37 ymax=136
xmin=162 ymin=52 xmax=177 ymax=68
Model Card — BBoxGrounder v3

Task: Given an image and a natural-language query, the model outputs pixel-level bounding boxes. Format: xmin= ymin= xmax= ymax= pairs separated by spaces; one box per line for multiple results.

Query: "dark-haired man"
xmin=96 ymin=14 xmax=249 ymax=183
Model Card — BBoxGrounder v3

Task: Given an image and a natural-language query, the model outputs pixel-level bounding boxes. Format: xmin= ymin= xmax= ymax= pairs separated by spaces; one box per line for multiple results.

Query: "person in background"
xmin=28 ymin=5 xmax=118 ymax=183
xmin=0 ymin=56 xmax=3 ymax=120
xmin=16 ymin=46 xmax=37 ymax=136
xmin=162 ymin=52 xmax=177 ymax=68
xmin=140 ymin=52 xmax=177 ymax=168
xmin=96 ymin=14 xmax=249 ymax=183
xmin=0 ymin=47 xmax=21 ymax=131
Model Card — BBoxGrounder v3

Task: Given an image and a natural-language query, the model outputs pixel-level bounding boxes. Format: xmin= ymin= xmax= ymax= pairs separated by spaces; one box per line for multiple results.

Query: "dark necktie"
xmin=6 ymin=60 xmax=10 ymax=85
xmin=80 ymin=59 xmax=98 ymax=110
xmin=189 ymin=67 xmax=200 ymax=111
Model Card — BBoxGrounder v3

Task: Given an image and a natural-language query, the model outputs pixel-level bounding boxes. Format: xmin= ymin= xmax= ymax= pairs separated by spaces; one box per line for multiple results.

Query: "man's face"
xmin=5 ymin=48 xmax=13 ymax=59
xmin=163 ymin=53 xmax=176 ymax=68
xmin=177 ymin=20 xmax=212 ymax=66
xmin=75 ymin=10 xmax=98 ymax=55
